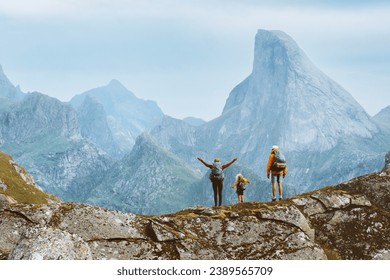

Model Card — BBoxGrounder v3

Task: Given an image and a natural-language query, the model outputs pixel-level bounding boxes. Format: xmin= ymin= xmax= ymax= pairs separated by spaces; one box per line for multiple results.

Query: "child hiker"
xmin=232 ymin=173 xmax=250 ymax=203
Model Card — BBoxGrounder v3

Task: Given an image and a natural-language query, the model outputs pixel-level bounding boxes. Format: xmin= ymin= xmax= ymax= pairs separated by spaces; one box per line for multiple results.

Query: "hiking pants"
xmin=212 ymin=180 xmax=223 ymax=206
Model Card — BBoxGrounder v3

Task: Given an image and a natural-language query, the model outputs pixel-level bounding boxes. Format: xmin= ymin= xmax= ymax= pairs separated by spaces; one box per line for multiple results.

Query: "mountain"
xmin=182 ymin=116 xmax=206 ymax=126
xmin=86 ymin=133 xmax=202 ymax=215
xmin=205 ymin=30 xmax=385 ymax=177
xmin=221 ymin=30 xmax=376 ymax=151
xmin=150 ymin=116 xmax=201 ymax=167
xmin=0 ymin=92 xmax=113 ymax=201
xmin=1 ymin=29 xmax=388 ymax=217
xmin=0 ymin=92 xmax=80 ymax=143
xmin=75 ymin=95 xmax=120 ymax=157
xmin=373 ymin=105 xmax=390 ymax=132
xmin=69 ymin=79 xmax=164 ymax=157
xmin=2 ymin=156 xmax=390 ymax=260
xmin=0 ymin=65 xmax=25 ymax=111
xmin=149 ymin=29 xmax=388 ymax=193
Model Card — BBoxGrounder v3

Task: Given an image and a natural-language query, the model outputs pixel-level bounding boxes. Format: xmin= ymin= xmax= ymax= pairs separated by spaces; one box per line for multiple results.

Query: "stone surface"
xmin=1 ymin=170 xmax=389 ymax=260
xmin=384 ymin=151 xmax=390 ymax=171
xmin=8 ymin=226 xmax=91 ymax=260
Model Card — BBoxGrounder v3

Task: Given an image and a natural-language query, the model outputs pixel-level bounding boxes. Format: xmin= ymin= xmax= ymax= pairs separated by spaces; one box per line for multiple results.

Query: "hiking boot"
xmin=279 ymin=198 xmax=282 ymax=201
xmin=272 ymin=198 xmax=276 ymax=201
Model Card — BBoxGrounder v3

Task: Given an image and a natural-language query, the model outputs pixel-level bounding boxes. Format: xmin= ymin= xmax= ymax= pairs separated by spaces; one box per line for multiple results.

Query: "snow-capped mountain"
xmin=69 ymin=79 xmax=164 ymax=157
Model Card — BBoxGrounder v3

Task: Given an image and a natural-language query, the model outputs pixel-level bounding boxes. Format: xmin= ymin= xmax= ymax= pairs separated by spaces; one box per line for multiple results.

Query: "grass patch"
xmin=0 ymin=151 xmax=59 ymax=204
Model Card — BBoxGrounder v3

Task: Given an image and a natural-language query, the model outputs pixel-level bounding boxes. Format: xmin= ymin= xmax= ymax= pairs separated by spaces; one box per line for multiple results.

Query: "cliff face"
xmin=1 ymin=167 xmax=389 ymax=260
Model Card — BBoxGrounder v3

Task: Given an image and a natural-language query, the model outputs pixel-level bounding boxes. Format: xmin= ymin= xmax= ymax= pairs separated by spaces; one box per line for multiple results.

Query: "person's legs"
xmin=217 ymin=181 xmax=223 ymax=206
xmin=212 ymin=181 xmax=218 ymax=206
xmin=271 ymin=174 xmax=277 ymax=201
xmin=276 ymin=175 xmax=283 ymax=200
xmin=278 ymin=182 xmax=283 ymax=199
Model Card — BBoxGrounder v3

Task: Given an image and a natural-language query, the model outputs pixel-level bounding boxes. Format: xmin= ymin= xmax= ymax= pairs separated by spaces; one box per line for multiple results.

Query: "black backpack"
xmin=271 ymin=150 xmax=286 ymax=172
xmin=209 ymin=162 xmax=224 ymax=181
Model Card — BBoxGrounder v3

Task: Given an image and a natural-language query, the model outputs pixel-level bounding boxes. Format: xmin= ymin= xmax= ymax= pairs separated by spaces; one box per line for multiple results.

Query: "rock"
xmin=148 ymin=221 xmax=181 ymax=242
xmin=310 ymin=192 xmax=351 ymax=210
xmin=8 ymin=226 xmax=91 ymax=260
xmin=1 ymin=170 xmax=390 ymax=260
xmin=256 ymin=205 xmax=315 ymax=240
xmin=50 ymin=203 xmax=144 ymax=241
xmin=0 ymin=179 xmax=7 ymax=191
xmin=384 ymin=151 xmax=390 ymax=171
xmin=0 ymin=194 xmax=17 ymax=208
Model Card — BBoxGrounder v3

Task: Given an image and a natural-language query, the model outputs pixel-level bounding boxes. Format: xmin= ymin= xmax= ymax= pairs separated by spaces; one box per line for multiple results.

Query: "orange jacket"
xmin=266 ymin=148 xmax=288 ymax=176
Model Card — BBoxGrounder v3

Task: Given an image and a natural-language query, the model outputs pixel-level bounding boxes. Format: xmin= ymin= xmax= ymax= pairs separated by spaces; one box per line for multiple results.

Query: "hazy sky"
xmin=0 ymin=0 xmax=389 ymax=120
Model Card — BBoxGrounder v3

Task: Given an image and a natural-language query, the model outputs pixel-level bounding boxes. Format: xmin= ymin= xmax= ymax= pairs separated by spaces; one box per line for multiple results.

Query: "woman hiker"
xmin=197 ymin=157 xmax=237 ymax=207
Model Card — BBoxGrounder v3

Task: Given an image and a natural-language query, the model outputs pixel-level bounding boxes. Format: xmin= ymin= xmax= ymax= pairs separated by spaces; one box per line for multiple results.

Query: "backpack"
xmin=238 ymin=179 xmax=246 ymax=190
xmin=271 ymin=150 xmax=286 ymax=172
xmin=209 ymin=162 xmax=224 ymax=181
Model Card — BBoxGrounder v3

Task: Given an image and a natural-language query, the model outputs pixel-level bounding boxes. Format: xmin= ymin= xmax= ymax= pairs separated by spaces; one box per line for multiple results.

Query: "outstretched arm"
xmin=197 ymin=157 xmax=212 ymax=168
xmin=222 ymin=157 xmax=238 ymax=169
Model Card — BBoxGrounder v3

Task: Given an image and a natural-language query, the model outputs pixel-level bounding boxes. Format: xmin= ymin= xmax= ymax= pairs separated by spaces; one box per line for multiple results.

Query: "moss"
xmin=321 ymin=245 xmax=342 ymax=260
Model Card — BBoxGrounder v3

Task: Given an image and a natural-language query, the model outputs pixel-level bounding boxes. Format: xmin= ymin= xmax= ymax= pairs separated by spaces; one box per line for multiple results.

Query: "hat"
xmin=272 ymin=145 xmax=279 ymax=150
xmin=214 ymin=158 xmax=220 ymax=162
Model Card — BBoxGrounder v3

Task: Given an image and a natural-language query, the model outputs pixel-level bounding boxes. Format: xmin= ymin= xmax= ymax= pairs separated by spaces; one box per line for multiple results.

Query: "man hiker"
xmin=266 ymin=145 xmax=287 ymax=201
xmin=197 ymin=157 xmax=238 ymax=207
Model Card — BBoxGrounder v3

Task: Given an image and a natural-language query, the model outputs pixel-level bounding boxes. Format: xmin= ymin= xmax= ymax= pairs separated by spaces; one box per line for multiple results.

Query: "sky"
xmin=0 ymin=0 xmax=389 ymax=121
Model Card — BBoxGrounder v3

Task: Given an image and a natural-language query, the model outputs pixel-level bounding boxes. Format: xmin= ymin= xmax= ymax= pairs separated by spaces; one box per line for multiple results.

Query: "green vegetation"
xmin=0 ymin=151 xmax=59 ymax=204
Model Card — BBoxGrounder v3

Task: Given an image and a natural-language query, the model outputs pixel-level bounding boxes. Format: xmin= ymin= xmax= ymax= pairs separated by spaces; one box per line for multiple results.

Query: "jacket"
xmin=232 ymin=176 xmax=250 ymax=189
xmin=266 ymin=148 xmax=288 ymax=176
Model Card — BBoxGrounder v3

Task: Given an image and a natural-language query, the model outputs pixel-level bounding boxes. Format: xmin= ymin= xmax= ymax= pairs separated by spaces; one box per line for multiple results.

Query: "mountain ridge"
xmin=69 ymin=79 xmax=164 ymax=157
xmin=0 ymin=29 xmax=389 ymax=216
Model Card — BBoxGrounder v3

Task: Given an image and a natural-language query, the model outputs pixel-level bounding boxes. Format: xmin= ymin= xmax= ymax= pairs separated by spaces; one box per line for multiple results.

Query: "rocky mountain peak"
xmin=69 ymin=79 xmax=164 ymax=156
xmin=2 ymin=92 xmax=81 ymax=142
xmin=0 ymin=65 xmax=25 ymax=102
xmin=222 ymin=29 xmax=376 ymax=153
xmin=107 ymin=79 xmax=126 ymax=90
xmin=0 ymin=64 xmax=10 ymax=84
xmin=373 ymin=105 xmax=390 ymax=131
xmin=252 ymin=29 xmax=312 ymax=77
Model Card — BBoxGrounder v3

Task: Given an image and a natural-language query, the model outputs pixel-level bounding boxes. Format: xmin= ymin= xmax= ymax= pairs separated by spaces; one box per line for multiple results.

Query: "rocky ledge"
xmin=1 ymin=168 xmax=389 ymax=260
